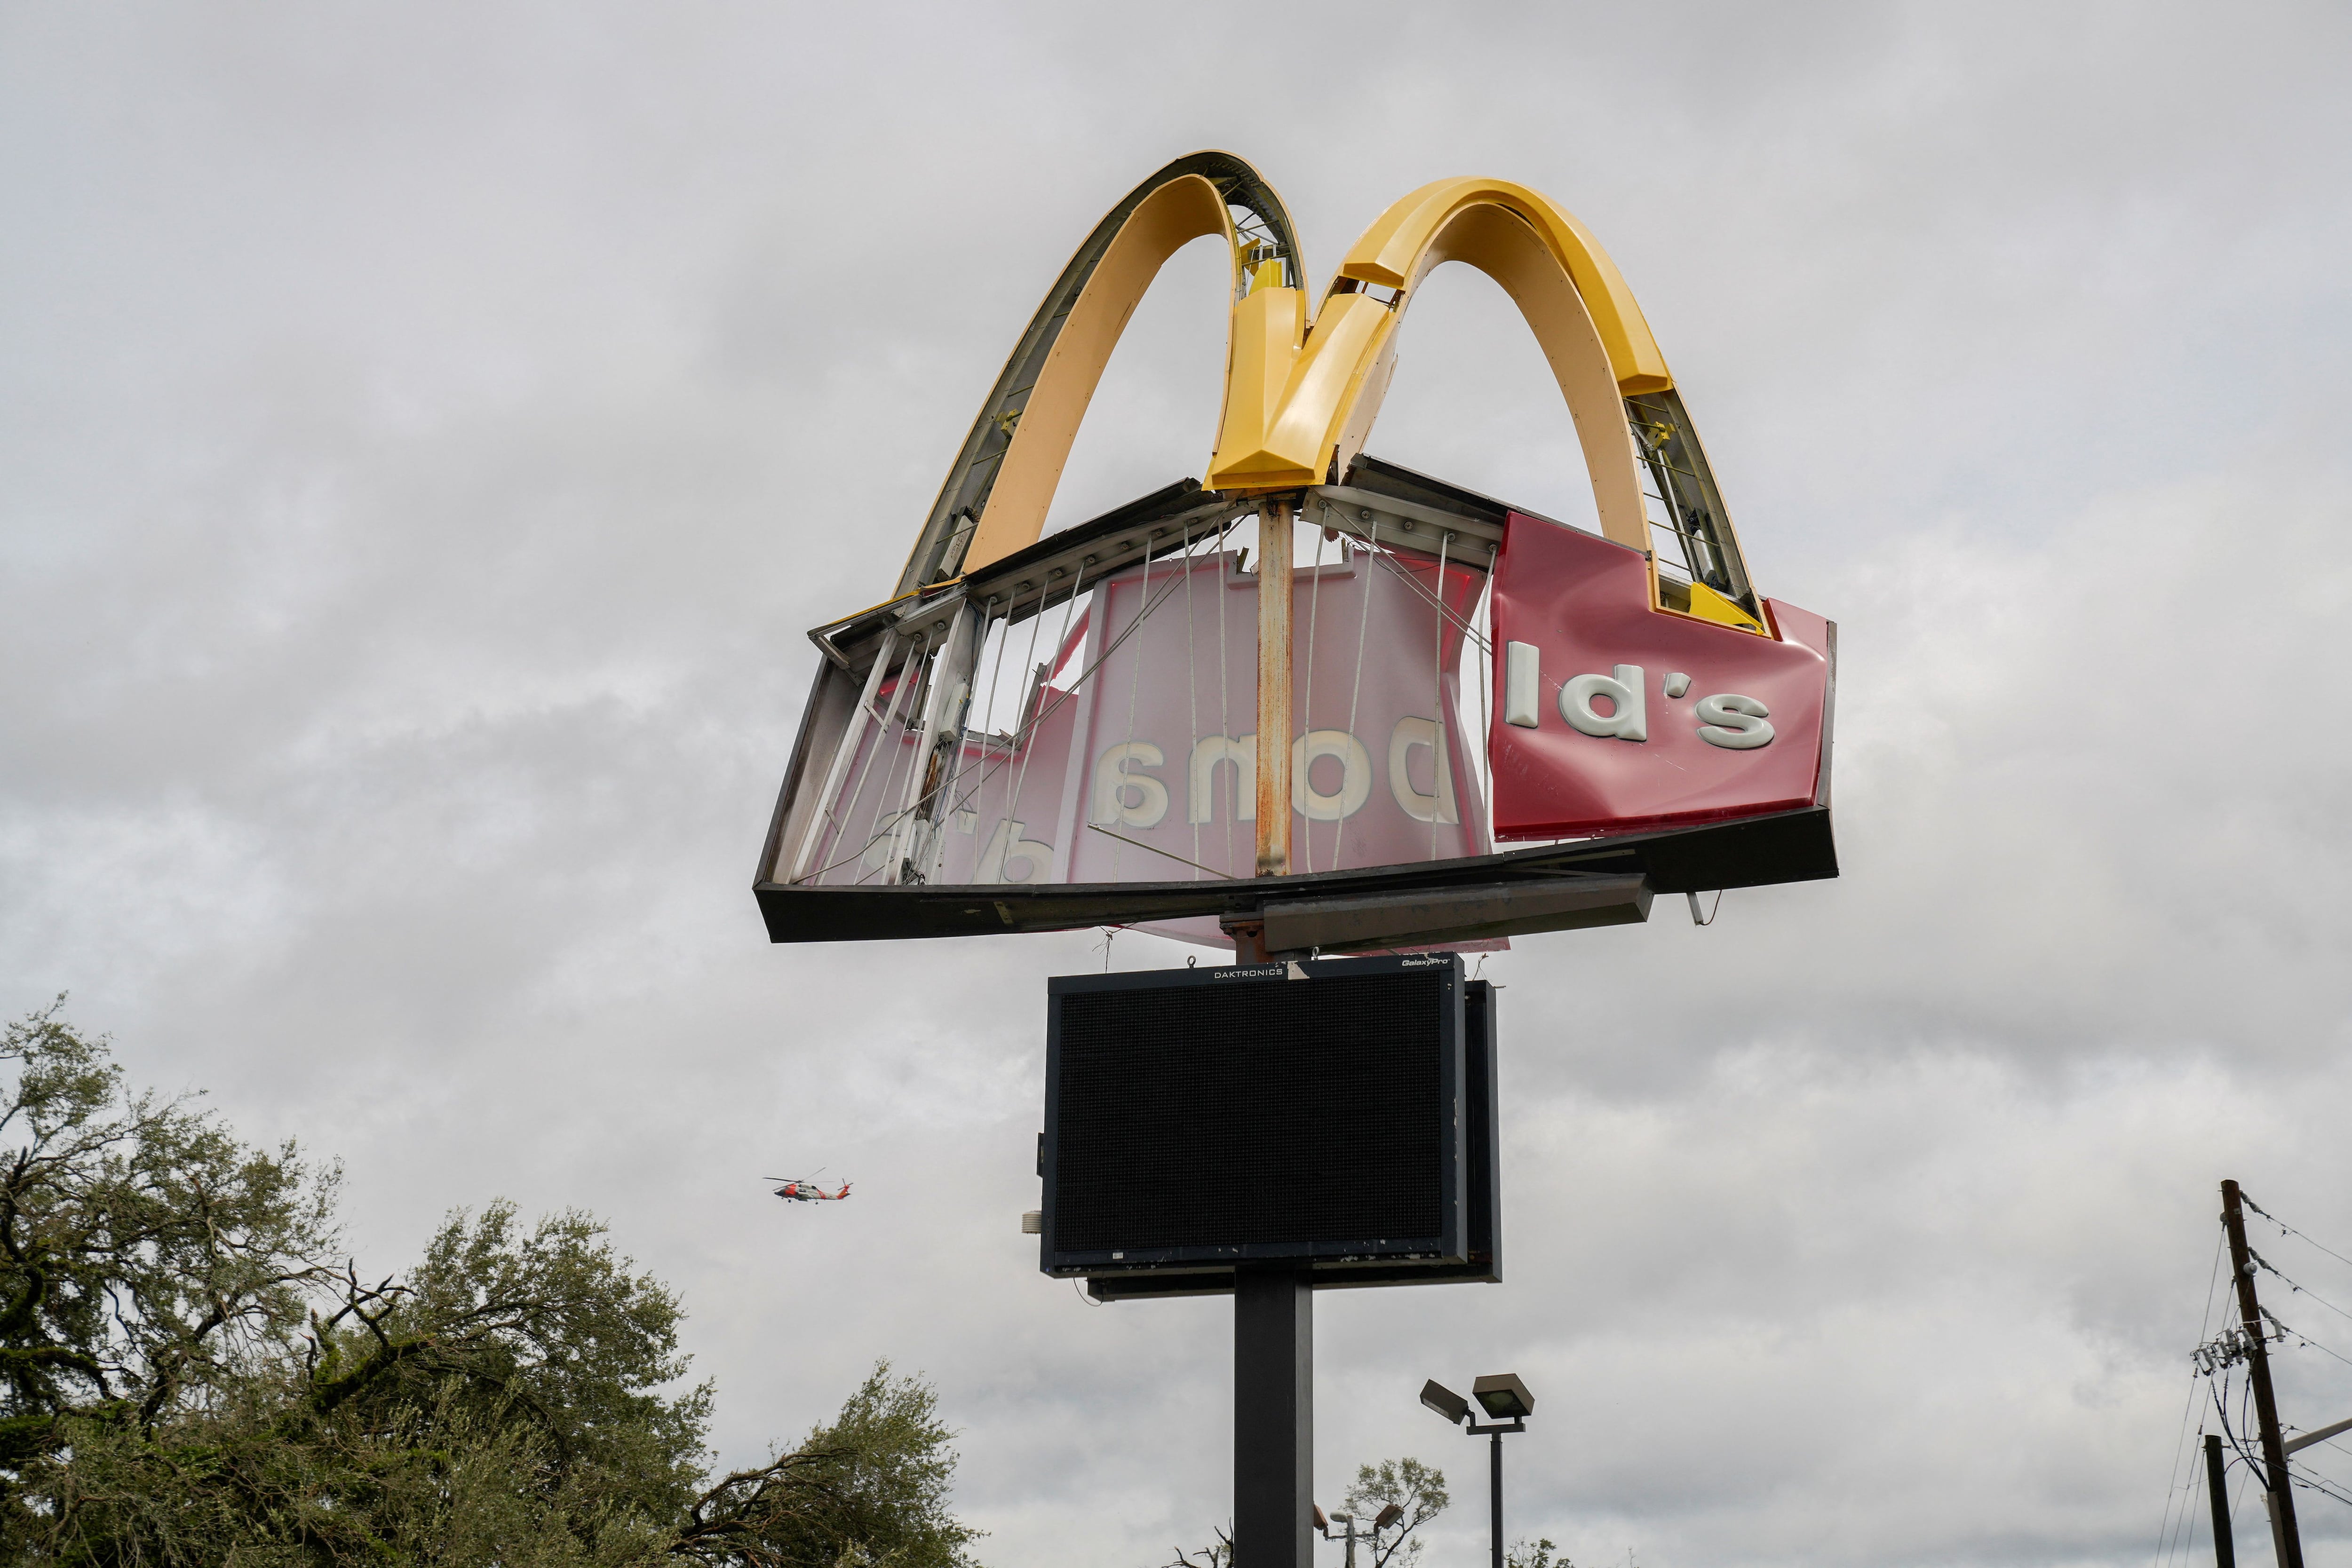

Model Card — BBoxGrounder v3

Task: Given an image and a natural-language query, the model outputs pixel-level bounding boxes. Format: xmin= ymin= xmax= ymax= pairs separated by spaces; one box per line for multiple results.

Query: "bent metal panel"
xmin=754 ymin=154 xmax=1836 ymax=950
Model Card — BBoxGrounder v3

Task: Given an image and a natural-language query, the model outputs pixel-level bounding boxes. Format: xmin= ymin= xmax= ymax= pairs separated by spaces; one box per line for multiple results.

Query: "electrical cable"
xmin=2250 ymin=1259 xmax=2352 ymax=1330
xmin=2250 ymin=1202 xmax=2352 ymax=1276
xmin=1182 ymin=518 xmax=1201 ymax=880
xmin=824 ymin=629 xmax=931 ymax=885
xmin=892 ymin=526 xmax=1225 ymax=880
xmin=1216 ymin=513 xmax=1233 ymax=878
xmin=1298 ymin=515 xmax=1326 ymax=873
xmin=1324 ymin=505 xmax=1494 ymax=656
xmin=1429 ymin=529 xmax=1449 ymax=862
xmin=1329 ymin=529 xmax=1375 ymax=874
xmin=1112 ymin=525 xmax=1155 ymax=882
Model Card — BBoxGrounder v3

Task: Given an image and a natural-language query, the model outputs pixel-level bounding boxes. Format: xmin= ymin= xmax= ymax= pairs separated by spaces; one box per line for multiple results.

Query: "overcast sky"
xmin=6 ymin=4 xmax=2352 ymax=1565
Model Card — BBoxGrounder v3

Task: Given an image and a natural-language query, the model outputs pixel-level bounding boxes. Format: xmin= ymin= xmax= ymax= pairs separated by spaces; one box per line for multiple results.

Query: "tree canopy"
xmin=0 ymin=1001 xmax=981 ymax=1567
xmin=1340 ymin=1457 xmax=1448 ymax=1568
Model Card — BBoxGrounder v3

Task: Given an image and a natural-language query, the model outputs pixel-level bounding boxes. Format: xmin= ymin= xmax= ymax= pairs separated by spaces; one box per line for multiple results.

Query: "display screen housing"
xmin=1041 ymin=954 xmax=1470 ymax=1280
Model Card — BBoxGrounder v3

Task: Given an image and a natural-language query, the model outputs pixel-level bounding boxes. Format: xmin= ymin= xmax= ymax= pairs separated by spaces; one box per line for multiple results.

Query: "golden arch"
xmin=894 ymin=150 xmax=1303 ymax=595
xmin=1211 ymin=178 xmax=1677 ymax=554
xmin=925 ymin=160 xmax=1753 ymax=616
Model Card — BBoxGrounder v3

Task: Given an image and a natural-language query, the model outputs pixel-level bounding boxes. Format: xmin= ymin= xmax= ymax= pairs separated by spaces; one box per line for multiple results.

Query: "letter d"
xmin=1559 ymin=665 xmax=1647 ymax=741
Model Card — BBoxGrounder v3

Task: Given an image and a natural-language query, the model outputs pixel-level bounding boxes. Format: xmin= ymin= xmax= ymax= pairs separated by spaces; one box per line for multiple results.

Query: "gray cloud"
xmin=5 ymin=3 xmax=2351 ymax=1564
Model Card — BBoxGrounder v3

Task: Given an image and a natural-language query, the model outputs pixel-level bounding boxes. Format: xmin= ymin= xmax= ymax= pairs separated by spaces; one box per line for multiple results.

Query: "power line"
xmin=2266 ymin=1314 xmax=2352 ymax=1374
xmin=2158 ymin=1234 xmax=2229 ymax=1568
xmin=2242 ymin=1197 xmax=2352 ymax=1278
xmin=2252 ymin=1259 xmax=2352 ymax=1332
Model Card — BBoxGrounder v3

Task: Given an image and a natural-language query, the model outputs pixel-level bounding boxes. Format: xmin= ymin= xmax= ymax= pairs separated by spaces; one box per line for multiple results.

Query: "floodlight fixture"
xmin=1373 ymin=1503 xmax=1404 ymax=1531
xmin=1423 ymin=1370 xmax=1535 ymax=1568
xmin=1471 ymin=1372 xmax=1534 ymax=1421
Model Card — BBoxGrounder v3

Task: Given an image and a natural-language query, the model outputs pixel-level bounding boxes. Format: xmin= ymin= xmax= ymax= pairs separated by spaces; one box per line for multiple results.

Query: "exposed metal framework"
xmin=757 ymin=157 xmax=1836 ymax=954
xmin=1625 ymin=388 xmax=1757 ymax=617
xmin=756 ymin=456 xmax=1836 ymax=950
xmin=892 ymin=151 xmax=1303 ymax=598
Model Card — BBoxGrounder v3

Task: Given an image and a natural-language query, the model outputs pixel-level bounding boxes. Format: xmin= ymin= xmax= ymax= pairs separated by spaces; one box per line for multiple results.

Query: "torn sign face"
xmin=1487 ymin=513 xmax=1834 ymax=842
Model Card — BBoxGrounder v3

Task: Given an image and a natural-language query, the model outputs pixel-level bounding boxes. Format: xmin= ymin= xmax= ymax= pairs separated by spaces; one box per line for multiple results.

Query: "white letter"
xmin=1559 ymin=664 xmax=1647 ymax=741
xmin=1388 ymin=717 xmax=1459 ymax=825
xmin=977 ymin=818 xmax=1056 ymax=883
xmin=1292 ymin=729 xmax=1372 ymax=822
xmin=1090 ymin=741 xmax=1168 ymax=828
xmin=1188 ymin=734 xmax=1256 ymax=824
xmin=1694 ymin=693 xmax=1773 ymax=749
xmin=1503 ymin=642 xmax=1542 ymax=729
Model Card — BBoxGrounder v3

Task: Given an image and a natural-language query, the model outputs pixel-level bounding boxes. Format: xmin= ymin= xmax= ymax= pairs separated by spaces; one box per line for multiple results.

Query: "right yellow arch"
xmin=1208 ymin=178 xmax=1672 ymax=554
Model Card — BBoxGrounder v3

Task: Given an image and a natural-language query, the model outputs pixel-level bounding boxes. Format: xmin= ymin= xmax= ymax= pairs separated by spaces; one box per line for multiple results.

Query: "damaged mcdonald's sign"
xmin=755 ymin=151 xmax=1835 ymax=956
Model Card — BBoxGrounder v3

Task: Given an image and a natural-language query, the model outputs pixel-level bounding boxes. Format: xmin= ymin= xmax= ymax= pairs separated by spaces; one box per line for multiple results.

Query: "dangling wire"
xmin=926 ymin=597 xmax=996 ymax=883
xmin=1298 ymin=519 xmax=1327 ymax=872
xmin=1470 ymin=562 xmax=1495 ymax=843
xmin=996 ymin=573 xmax=1051 ymax=857
xmin=1330 ymin=506 xmax=1376 ymax=874
xmin=1429 ymin=530 xmax=1450 ymax=862
xmin=1112 ymin=537 xmax=1156 ymax=882
xmin=1182 ymin=519 xmax=1202 ymax=880
xmin=1007 ymin=560 xmax=1086 ymax=853
xmin=1215 ymin=514 xmax=1235 ymax=878
xmin=819 ymin=629 xmax=930 ymax=884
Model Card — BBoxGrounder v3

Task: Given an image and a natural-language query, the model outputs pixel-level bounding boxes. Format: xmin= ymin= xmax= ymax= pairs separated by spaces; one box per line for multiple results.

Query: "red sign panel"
xmin=1487 ymin=513 xmax=1833 ymax=840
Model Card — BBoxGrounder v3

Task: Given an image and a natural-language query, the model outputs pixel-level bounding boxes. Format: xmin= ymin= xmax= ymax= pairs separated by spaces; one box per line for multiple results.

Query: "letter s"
xmin=1694 ymin=693 xmax=1773 ymax=750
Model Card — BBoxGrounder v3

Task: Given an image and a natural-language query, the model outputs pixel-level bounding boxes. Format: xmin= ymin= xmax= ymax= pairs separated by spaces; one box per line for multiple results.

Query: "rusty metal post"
xmin=1254 ymin=501 xmax=1293 ymax=876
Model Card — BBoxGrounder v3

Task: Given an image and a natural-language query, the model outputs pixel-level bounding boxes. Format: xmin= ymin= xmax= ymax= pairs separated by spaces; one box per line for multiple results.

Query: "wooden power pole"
xmin=2206 ymin=1433 xmax=2236 ymax=1568
xmin=1254 ymin=499 xmax=1293 ymax=877
xmin=2222 ymin=1179 xmax=2303 ymax=1568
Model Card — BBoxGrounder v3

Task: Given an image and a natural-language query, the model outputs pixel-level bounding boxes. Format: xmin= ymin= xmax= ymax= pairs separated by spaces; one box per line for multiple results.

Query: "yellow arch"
xmin=962 ymin=177 xmax=1239 ymax=572
xmin=1206 ymin=178 xmax=1672 ymax=554
xmin=903 ymin=152 xmax=1304 ymax=588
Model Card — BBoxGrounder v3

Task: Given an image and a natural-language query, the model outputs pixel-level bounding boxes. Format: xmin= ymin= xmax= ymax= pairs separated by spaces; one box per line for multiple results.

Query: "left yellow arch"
xmin=895 ymin=151 xmax=1303 ymax=592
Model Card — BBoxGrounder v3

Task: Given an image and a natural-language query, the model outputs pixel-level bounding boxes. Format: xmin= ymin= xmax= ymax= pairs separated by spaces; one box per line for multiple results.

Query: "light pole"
xmin=1315 ymin=1502 xmax=1402 ymax=1568
xmin=1421 ymin=1374 xmax=1534 ymax=1568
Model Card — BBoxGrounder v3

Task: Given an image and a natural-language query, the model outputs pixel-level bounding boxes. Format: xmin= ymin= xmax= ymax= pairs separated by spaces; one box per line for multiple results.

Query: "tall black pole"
xmin=2206 ymin=1433 xmax=2237 ymax=1568
xmin=2222 ymin=1180 xmax=2302 ymax=1568
xmin=1234 ymin=1267 xmax=1312 ymax=1568
xmin=1489 ymin=1427 xmax=1505 ymax=1568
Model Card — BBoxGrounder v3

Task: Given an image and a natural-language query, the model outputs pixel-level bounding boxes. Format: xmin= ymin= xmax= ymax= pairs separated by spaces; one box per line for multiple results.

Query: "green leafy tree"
xmin=0 ymin=997 xmax=342 ymax=1472
xmin=0 ymin=1003 xmax=982 ymax=1567
xmin=1507 ymin=1539 xmax=1570 ymax=1568
xmin=1341 ymin=1457 xmax=1448 ymax=1568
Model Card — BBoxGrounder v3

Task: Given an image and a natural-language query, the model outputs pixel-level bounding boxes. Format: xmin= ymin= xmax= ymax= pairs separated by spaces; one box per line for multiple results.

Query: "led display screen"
xmin=1042 ymin=955 xmax=1467 ymax=1276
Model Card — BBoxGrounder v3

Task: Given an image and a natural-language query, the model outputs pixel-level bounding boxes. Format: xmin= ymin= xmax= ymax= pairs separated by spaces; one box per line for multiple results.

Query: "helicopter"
xmin=767 ymin=1170 xmax=851 ymax=1203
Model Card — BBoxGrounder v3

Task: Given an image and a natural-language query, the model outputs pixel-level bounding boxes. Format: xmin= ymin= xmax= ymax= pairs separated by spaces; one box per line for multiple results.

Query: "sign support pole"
xmin=1240 ymin=498 xmax=1306 ymax=1567
xmin=1233 ymin=1267 xmax=1312 ymax=1568
xmin=1254 ymin=500 xmax=1294 ymax=877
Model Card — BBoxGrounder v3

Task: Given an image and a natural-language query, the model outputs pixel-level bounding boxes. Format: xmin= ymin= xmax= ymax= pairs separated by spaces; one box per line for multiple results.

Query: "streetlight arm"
xmin=2284 ymin=1415 xmax=2352 ymax=1456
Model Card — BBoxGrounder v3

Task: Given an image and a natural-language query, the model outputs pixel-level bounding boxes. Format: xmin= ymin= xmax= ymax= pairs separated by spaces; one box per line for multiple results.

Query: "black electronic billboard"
xmin=1041 ymin=954 xmax=1498 ymax=1296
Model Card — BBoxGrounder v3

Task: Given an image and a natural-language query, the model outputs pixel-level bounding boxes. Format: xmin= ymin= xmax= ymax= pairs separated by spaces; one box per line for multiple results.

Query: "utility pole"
xmin=2222 ymin=1179 xmax=2303 ymax=1568
xmin=1254 ymin=499 xmax=1293 ymax=877
xmin=2206 ymin=1433 xmax=2235 ymax=1568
